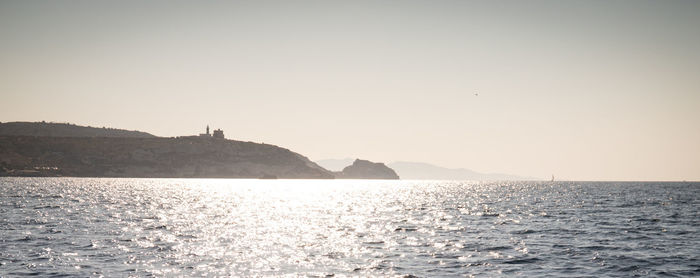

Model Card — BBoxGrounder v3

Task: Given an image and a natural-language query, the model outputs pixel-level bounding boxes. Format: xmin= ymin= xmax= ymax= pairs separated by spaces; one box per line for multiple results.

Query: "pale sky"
xmin=1 ymin=0 xmax=699 ymax=181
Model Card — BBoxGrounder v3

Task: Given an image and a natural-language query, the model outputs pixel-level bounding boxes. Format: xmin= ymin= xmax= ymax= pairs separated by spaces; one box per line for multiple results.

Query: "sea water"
xmin=1 ymin=178 xmax=698 ymax=277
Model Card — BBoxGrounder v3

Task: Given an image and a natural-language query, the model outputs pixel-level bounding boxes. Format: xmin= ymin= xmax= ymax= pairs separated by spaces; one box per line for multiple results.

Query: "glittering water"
xmin=1 ymin=178 xmax=698 ymax=277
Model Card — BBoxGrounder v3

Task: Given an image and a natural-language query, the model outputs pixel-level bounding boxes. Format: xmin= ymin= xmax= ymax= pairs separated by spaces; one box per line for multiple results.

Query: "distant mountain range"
xmin=315 ymin=158 xmax=358 ymax=171
xmin=316 ymin=158 xmax=538 ymax=181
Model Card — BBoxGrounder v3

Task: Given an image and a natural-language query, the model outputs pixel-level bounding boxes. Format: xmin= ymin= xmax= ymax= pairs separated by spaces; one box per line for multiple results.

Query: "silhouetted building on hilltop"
xmin=196 ymin=125 xmax=225 ymax=139
xmin=213 ymin=129 xmax=224 ymax=139
xmin=199 ymin=125 xmax=211 ymax=137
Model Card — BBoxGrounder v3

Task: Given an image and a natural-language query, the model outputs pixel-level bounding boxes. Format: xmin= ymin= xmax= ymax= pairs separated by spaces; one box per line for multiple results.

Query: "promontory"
xmin=0 ymin=122 xmax=333 ymax=179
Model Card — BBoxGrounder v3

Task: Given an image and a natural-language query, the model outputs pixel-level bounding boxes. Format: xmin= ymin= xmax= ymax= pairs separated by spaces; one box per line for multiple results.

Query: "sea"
xmin=0 ymin=178 xmax=698 ymax=277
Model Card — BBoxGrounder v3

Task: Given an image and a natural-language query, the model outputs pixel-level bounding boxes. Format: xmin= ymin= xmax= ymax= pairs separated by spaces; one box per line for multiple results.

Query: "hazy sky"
xmin=1 ymin=0 xmax=699 ymax=181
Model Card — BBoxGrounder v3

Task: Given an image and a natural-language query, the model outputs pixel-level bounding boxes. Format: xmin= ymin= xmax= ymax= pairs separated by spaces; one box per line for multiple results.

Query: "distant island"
xmin=334 ymin=159 xmax=400 ymax=179
xmin=316 ymin=158 xmax=536 ymax=180
xmin=0 ymin=122 xmax=398 ymax=179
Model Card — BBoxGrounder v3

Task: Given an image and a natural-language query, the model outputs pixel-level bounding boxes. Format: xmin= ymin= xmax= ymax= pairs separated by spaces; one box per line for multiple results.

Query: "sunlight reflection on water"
xmin=1 ymin=178 xmax=698 ymax=277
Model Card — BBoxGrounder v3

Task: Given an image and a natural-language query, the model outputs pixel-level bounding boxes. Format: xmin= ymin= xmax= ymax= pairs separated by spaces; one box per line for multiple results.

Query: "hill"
xmin=0 ymin=122 xmax=156 ymax=138
xmin=0 ymin=136 xmax=333 ymax=179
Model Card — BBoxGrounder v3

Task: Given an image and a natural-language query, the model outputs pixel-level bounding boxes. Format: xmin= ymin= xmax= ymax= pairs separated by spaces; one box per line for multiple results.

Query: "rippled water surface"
xmin=1 ymin=178 xmax=699 ymax=277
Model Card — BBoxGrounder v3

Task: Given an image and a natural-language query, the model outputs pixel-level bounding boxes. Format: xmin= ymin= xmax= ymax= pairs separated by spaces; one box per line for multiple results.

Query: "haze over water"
xmin=2 ymin=1 xmax=700 ymax=181
xmin=2 ymin=178 xmax=698 ymax=277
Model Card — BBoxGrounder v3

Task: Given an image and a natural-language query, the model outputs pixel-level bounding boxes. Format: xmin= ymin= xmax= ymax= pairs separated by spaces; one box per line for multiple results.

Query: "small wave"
xmin=580 ymin=245 xmax=621 ymax=251
xmin=395 ymin=226 xmax=418 ymax=232
xmin=16 ymin=236 xmax=34 ymax=242
xmin=482 ymin=245 xmax=511 ymax=251
xmin=503 ymin=257 xmax=541 ymax=264
xmin=32 ymin=205 xmax=61 ymax=209
xmin=511 ymin=229 xmax=537 ymax=234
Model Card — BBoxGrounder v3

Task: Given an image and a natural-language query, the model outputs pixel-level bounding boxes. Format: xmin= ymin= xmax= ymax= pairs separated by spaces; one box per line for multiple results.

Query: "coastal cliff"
xmin=335 ymin=159 xmax=400 ymax=179
xmin=0 ymin=136 xmax=333 ymax=179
